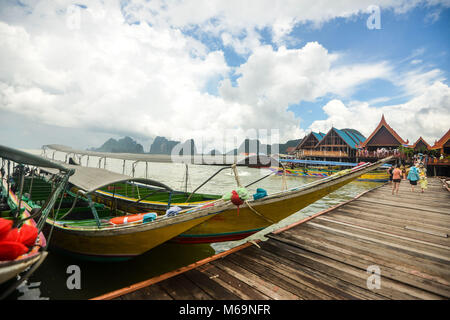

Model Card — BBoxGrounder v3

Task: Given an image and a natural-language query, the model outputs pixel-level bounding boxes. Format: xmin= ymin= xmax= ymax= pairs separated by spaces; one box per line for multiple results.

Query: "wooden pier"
xmin=93 ymin=178 xmax=450 ymax=300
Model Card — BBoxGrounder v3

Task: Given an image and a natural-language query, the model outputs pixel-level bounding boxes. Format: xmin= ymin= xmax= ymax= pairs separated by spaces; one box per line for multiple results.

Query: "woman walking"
xmin=418 ymin=163 xmax=428 ymax=193
xmin=387 ymin=165 xmax=394 ymax=184
xmin=407 ymin=164 xmax=420 ymax=192
xmin=391 ymin=164 xmax=402 ymax=195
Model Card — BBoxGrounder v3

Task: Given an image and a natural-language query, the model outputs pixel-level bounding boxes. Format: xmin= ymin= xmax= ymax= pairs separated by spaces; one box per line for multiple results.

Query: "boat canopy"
xmin=43 ymin=163 xmax=173 ymax=194
xmin=279 ymin=159 xmax=391 ymax=167
xmin=43 ymin=144 xmax=173 ymax=163
xmin=0 ymin=144 xmax=70 ymax=172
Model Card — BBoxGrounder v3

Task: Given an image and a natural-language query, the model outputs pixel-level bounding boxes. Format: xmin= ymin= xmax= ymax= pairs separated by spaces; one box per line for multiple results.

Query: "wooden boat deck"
xmin=93 ymin=178 xmax=450 ymax=300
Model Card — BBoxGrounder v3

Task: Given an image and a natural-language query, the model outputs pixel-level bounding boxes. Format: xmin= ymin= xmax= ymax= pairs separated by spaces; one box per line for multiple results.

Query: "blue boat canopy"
xmin=279 ymin=159 xmax=391 ymax=167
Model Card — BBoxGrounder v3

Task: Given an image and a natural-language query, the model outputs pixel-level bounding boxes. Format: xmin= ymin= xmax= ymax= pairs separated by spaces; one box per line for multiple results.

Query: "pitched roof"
xmin=314 ymin=127 xmax=363 ymax=150
xmin=361 ymin=115 xmax=408 ymax=147
xmin=342 ymin=129 xmax=366 ymax=146
xmin=295 ymin=131 xmax=325 ymax=150
xmin=312 ymin=132 xmax=325 ymax=141
xmin=431 ymin=128 xmax=450 ymax=150
xmin=411 ymin=137 xmax=431 ymax=150
xmin=334 ymin=128 xmax=361 ymax=149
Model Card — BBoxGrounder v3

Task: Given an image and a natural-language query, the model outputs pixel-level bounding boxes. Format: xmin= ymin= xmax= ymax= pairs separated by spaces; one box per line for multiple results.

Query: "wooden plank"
xmin=257 ymin=241 xmax=385 ymax=300
xmin=211 ymin=258 xmax=299 ymax=300
xmin=358 ymin=198 xmax=450 ymax=215
xmin=293 ymin=223 xmax=450 ymax=280
xmin=266 ymin=231 xmax=450 ymax=298
xmin=333 ymin=206 xmax=450 ymax=232
xmin=238 ymin=244 xmax=383 ymax=300
xmin=92 ymin=241 xmax=254 ymax=300
xmin=270 ymin=227 xmax=450 ymax=290
xmin=371 ymin=191 xmax=450 ymax=201
xmin=404 ymin=226 xmax=448 ymax=238
xmin=348 ymin=198 xmax=450 ymax=217
xmin=265 ymin=235 xmax=445 ymax=300
xmin=183 ymin=268 xmax=240 ymax=300
xmin=315 ymin=214 xmax=450 ymax=247
xmin=227 ymin=250 xmax=338 ymax=300
xmin=157 ymin=274 xmax=212 ymax=300
xmin=196 ymin=263 xmax=271 ymax=300
xmin=313 ymin=216 xmax=450 ymax=252
xmin=119 ymin=284 xmax=173 ymax=300
xmin=305 ymin=220 xmax=450 ymax=263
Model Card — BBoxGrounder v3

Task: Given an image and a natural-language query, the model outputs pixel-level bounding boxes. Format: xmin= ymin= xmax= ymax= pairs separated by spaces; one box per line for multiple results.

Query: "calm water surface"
xmin=7 ymin=150 xmax=381 ymax=300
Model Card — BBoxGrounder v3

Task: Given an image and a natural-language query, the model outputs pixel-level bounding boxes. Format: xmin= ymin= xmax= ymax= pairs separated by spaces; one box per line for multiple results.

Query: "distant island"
xmin=90 ymin=136 xmax=302 ymax=155
xmin=89 ymin=136 xmax=144 ymax=153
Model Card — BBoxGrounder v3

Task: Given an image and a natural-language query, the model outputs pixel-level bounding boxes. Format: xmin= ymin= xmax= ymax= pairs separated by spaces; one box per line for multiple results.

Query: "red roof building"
xmin=360 ymin=115 xmax=408 ymax=150
xmin=431 ymin=128 xmax=450 ymax=155
xmin=410 ymin=137 xmax=431 ymax=151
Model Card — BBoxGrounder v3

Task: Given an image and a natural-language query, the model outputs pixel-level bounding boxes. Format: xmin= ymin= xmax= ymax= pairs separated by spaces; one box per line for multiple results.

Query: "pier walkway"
xmin=93 ymin=178 xmax=450 ymax=300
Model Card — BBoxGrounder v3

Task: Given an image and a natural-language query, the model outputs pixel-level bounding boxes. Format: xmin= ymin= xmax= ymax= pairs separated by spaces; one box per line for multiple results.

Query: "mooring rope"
xmin=231 ymin=163 xmax=276 ymax=224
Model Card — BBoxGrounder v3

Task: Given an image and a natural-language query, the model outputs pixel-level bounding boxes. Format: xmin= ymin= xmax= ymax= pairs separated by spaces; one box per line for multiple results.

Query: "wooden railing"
xmin=297 ymin=150 xmax=348 ymax=158
xmin=356 ymin=150 xmax=404 ymax=159
xmin=427 ymin=158 xmax=450 ymax=165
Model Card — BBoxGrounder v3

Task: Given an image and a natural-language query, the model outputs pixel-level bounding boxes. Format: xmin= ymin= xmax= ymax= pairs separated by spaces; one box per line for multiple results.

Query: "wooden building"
xmin=293 ymin=132 xmax=325 ymax=157
xmin=295 ymin=132 xmax=325 ymax=150
xmin=431 ymin=129 xmax=450 ymax=155
xmin=360 ymin=115 xmax=408 ymax=151
xmin=410 ymin=137 xmax=431 ymax=152
xmin=314 ymin=128 xmax=366 ymax=158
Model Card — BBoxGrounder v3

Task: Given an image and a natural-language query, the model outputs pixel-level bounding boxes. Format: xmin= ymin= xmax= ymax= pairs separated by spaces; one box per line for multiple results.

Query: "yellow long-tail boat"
xmin=172 ymin=158 xmax=392 ymax=244
xmin=32 ymin=156 xmax=390 ymax=260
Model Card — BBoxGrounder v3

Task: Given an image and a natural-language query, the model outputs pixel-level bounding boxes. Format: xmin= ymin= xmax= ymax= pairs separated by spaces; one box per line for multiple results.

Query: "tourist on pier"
xmin=387 ymin=165 xmax=393 ymax=184
xmin=407 ymin=164 xmax=420 ymax=192
xmin=391 ymin=165 xmax=402 ymax=195
xmin=418 ymin=164 xmax=428 ymax=193
xmin=400 ymin=163 xmax=406 ymax=179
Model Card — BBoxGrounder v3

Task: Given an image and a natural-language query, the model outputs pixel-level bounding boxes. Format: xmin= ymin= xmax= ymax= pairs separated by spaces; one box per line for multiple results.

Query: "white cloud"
xmin=219 ymin=42 xmax=392 ymax=135
xmin=309 ymin=81 xmax=450 ymax=144
xmin=0 ymin=0 xmax=449 ymax=149
xmin=120 ymin=0 xmax=450 ymax=52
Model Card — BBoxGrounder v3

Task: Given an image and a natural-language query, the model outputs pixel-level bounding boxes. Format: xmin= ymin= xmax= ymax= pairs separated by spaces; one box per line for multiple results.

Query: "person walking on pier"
xmin=407 ymin=164 xmax=420 ymax=192
xmin=387 ymin=165 xmax=393 ymax=184
xmin=400 ymin=163 xmax=407 ymax=180
xmin=391 ymin=164 xmax=402 ymax=195
xmin=418 ymin=163 xmax=428 ymax=193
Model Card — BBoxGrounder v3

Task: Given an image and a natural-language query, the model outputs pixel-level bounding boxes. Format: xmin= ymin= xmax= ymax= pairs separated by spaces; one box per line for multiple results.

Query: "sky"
xmin=0 ymin=0 xmax=449 ymax=152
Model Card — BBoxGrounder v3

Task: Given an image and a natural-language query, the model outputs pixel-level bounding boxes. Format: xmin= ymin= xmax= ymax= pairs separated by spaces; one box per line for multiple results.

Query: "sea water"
xmin=6 ymin=150 xmax=380 ymax=300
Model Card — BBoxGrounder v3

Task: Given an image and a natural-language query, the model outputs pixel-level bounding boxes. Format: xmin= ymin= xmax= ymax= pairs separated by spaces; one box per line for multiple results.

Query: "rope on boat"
xmin=231 ymin=163 xmax=276 ymax=224
xmin=244 ymin=199 xmax=276 ymax=224
xmin=58 ymin=190 xmax=81 ymax=220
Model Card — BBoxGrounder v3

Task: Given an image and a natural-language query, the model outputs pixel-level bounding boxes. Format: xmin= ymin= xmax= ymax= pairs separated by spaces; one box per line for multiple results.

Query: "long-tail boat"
xmin=0 ymin=145 xmax=73 ymax=298
xmin=28 ymin=164 xmax=225 ymax=261
xmin=172 ymin=158 xmax=392 ymax=243
xmin=268 ymin=159 xmax=390 ymax=182
xmin=28 ymin=152 xmax=390 ymax=259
